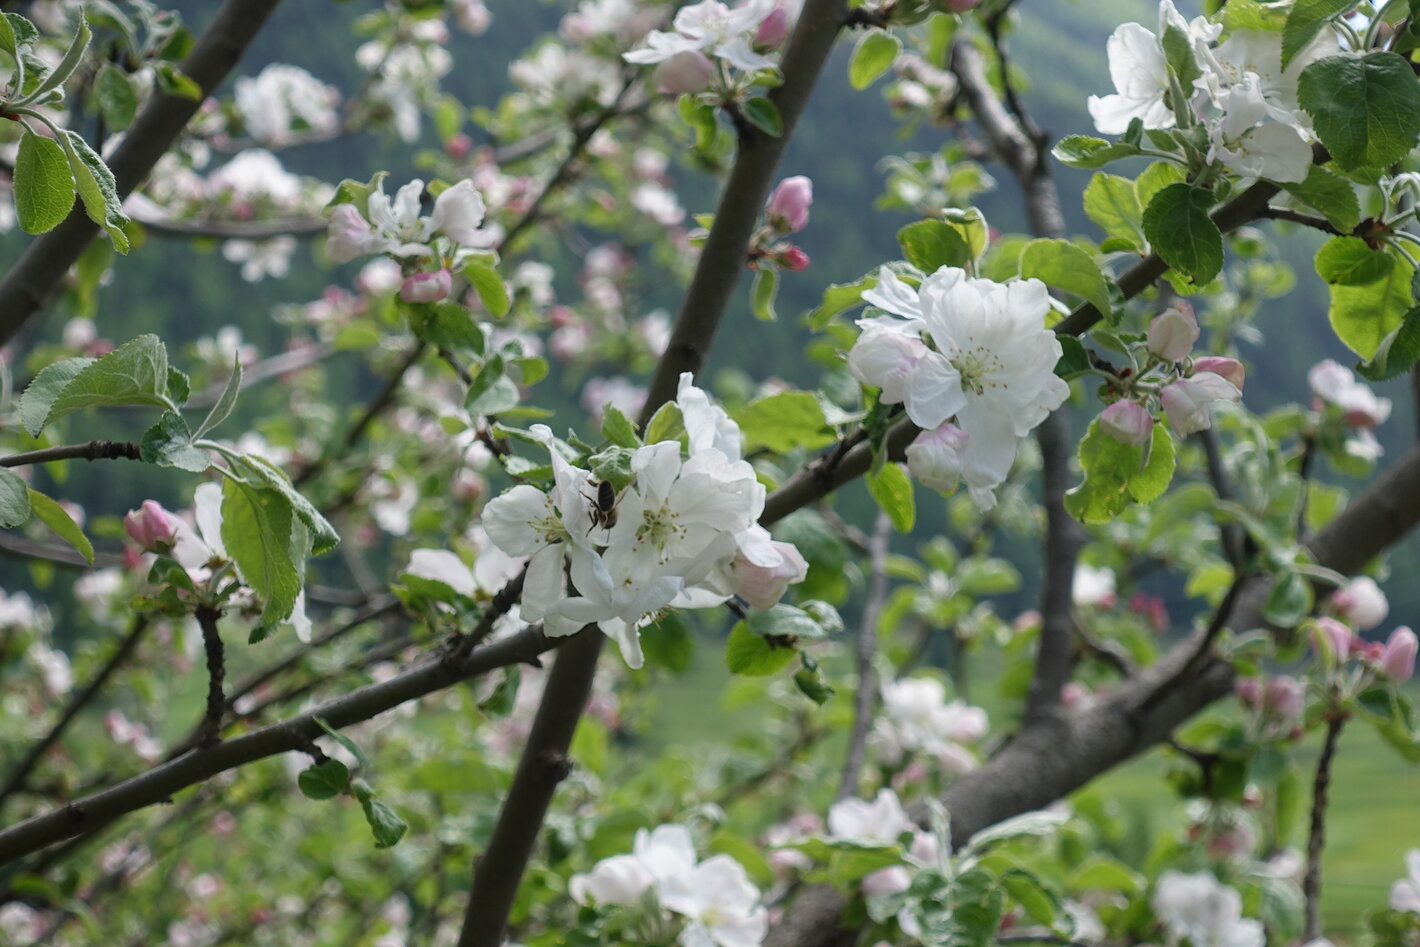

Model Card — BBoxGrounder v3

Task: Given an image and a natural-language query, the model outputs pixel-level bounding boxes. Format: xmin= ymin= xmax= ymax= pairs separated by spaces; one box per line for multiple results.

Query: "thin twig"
xmin=1303 ymin=700 xmax=1347 ymax=941
xmin=0 ymin=441 xmax=141 ymax=467
xmin=1257 ymin=205 xmax=1345 ymax=235
xmin=837 ymin=513 xmax=891 ymax=801
xmin=196 ymin=606 xmax=226 ymax=748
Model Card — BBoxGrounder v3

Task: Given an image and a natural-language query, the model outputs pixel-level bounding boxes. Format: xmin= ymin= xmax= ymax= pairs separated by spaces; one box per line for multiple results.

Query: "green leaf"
xmin=746 ymin=603 xmax=833 ymax=640
xmin=477 ymin=667 xmax=521 ymax=716
xmin=0 ymin=469 xmax=32 ymax=528
xmin=26 ymin=489 xmax=92 ymax=563
xmin=1051 ymin=135 xmax=1143 ymax=169
xmin=58 ymin=130 xmax=130 ymax=251
xmin=313 ymin=716 xmax=371 ymax=771
xmin=726 ymin=621 xmax=798 ymax=676
xmin=867 ymin=462 xmax=915 ymax=533
xmin=324 ymin=171 xmax=387 ymax=211
xmin=750 ymin=267 xmax=778 ymax=322
xmin=1280 ymin=166 xmax=1361 ymax=232
xmin=600 ymin=403 xmax=640 ymax=448
xmin=1064 ymin=420 xmax=1176 ymax=524
xmin=1315 ymin=235 xmax=1395 ymax=285
xmin=1017 ymin=238 xmax=1113 ymax=319
xmin=20 ymin=335 xmax=169 ymax=436
xmin=24 ymin=11 xmax=88 ymax=105
xmin=1283 ymin=0 xmax=1354 ymax=69
xmin=1327 ymin=249 xmax=1413 ymax=358
xmin=807 ymin=275 xmax=874 ymax=329
xmin=140 ymin=411 xmax=211 ymax=472
xmin=195 ymin=358 xmax=243 ymax=439
xmin=153 ymin=61 xmax=202 ymax=99
xmin=794 ymin=658 xmax=835 ymax=704
xmin=742 ymin=97 xmax=781 ymax=136
xmin=298 ymin=759 xmax=350 ymax=800
xmin=966 ymin=809 xmax=1069 ymax=851
xmin=410 ymin=301 xmax=484 ymax=353
xmin=1002 ymin=870 xmax=1058 ymax=927
xmin=1298 ymin=52 xmax=1420 ymax=170
xmin=1134 ymin=160 xmax=1187 ymax=209
xmin=644 ymin=401 xmax=685 ymax=445
xmin=897 ymin=219 xmax=972 ymax=272
xmin=354 ymin=785 xmax=407 ymax=848
xmin=1142 ymin=183 xmax=1223 ymax=285
xmin=465 ymin=261 xmax=509 ymax=317
xmin=14 ymin=131 xmax=76 ymax=234
xmin=0 ymin=13 xmax=36 ymax=94
xmin=641 ymin=612 xmax=694 ymax=674
xmin=1159 ymin=10 xmax=1202 ymax=87
xmin=221 ymin=478 xmax=301 ymax=623
xmin=228 ymin=453 xmax=339 ymax=555
xmin=1357 ymin=305 xmax=1420 ymax=381
xmin=1054 ymin=336 xmax=1092 ymax=379
xmin=849 ymin=30 xmax=901 ymax=90
xmin=1083 ymin=173 xmax=1145 ymax=251
xmin=94 ymin=63 xmax=139 ymax=131
xmin=1263 ymin=571 xmax=1313 ymax=628
xmin=735 ymin=390 xmax=835 ymax=452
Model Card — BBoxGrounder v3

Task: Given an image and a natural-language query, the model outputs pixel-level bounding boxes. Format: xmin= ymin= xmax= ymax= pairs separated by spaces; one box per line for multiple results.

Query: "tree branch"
xmin=1303 ymin=699 xmax=1346 ymax=941
xmin=1256 ymin=205 xmax=1345 ymax=235
xmin=837 ymin=512 xmax=891 ymax=801
xmin=195 ymin=606 xmax=226 ymax=748
xmin=0 ymin=440 xmax=141 ymax=467
xmin=0 ymin=0 xmax=286 ymax=344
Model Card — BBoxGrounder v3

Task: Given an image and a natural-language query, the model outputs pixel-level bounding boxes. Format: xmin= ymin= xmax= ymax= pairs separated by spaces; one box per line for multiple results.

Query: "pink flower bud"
xmin=1379 ymin=626 xmax=1417 ymax=681
xmin=652 ymin=49 xmax=715 ymax=95
xmin=444 ymin=133 xmax=473 ymax=160
xmin=1098 ymin=400 xmax=1153 ymax=446
xmin=1147 ymin=305 xmax=1200 ymax=361
xmin=123 ymin=500 xmax=179 ymax=552
xmin=756 ymin=5 xmax=791 ymax=47
xmin=906 ymin=423 xmax=968 ymax=493
xmin=1191 ymin=356 xmax=1245 ymax=392
xmin=1264 ymin=676 xmax=1305 ymax=721
xmin=779 ymin=246 xmax=810 ymax=270
xmin=1330 ymin=576 xmax=1388 ymax=631
xmin=400 ymin=269 xmax=453 ymax=304
xmin=733 ymin=540 xmax=809 ymax=610
xmin=767 ymin=175 xmax=813 ymax=233
xmin=1311 ymin=617 xmax=1354 ymax=663
xmin=1161 ymin=372 xmax=1239 ymax=436
xmin=1235 ymin=677 xmax=1261 ymax=708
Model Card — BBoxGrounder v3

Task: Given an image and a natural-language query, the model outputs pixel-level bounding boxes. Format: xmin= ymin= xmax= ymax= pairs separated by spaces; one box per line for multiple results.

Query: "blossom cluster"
xmin=868 ymin=676 xmax=988 ymax=775
xmin=233 ymin=63 xmax=341 ymax=148
xmin=624 ymin=0 xmax=791 ymax=95
xmin=570 ymin=824 xmax=768 ymax=946
xmin=1094 ymin=303 xmax=1245 ymax=446
xmin=847 ymin=266 xmax=1070 ymax=509
xmin=1151 ymin=870 xmax=1264 ymax=947
xmin=326 ymin=176 xmax=490 ymax=304
xmin=1308 ymin=359 xmax=1392 ymax=462
xmin=1089 ymin=0 xmax=1334 ymax=184
xmin=481 ymin=374 xmax=807 ymax=667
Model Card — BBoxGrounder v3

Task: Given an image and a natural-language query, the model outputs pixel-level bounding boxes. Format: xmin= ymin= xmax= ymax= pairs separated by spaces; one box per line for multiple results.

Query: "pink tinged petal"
xmin=1331 ymin=576 xmax=1388 ymax=630
xmin=1099 ymin=401 xmax=1154 ymax=446
xmin=903 ymin=351 xmax=966 ymax=430
xmin=1192 ymin=356 xmax=1245 ymax=391
xmin=905 ymin=423 xmax=967 ymax=494
xmin=766 ymin=175 xmax=812 ymax=233
xmin=653 ymin=49 xmax=715 ymax=94
xmin=1147 ymin=305 xmax=1200 ymax=361
xmin=862 ymin=866 xmax=912 ymax=897
xmin=1380 ymin=627 xmax=1417 ymax=682
xmin=1310 ymin=617 xmax=1353 ymax=662
xmin=847 ymin=326 xmax=926 ymax=404
xmin=326 ymin=204 xmax=378 ymax=263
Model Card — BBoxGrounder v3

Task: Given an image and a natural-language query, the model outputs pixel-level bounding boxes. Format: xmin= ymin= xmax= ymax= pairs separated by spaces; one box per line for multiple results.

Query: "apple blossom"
xmin=1392 ymin=850 xmax=1420 ymax=914
xmin=754 ymin=5 xmax=789 ymax=47
xmin=1147 ymin=305 xmax=1200 ymax=362
xmin=1379 ymin=627 xmax=1417 ymax=682
xmin=847 ymin=323 xmax=927 ymax=405
xmin=904 ymin=423 xmax=968 ymax=494
xmin=623 ymin=0 xmax=778 ymax=74
xmin=327 ymin=177 xmax=489 ymax=265
xmin=849 ymin=266 xmax=1069 ymax=509
xmin=828 ymin=789 xmax=912 ymax=843
xmin=1151 ymin=871 xmax=1264 ymax=947
xmin=1191 ymin=356 xmax=1245 ymax=391
xmin=1310 ymin=617 xmax=1353 ymax=664
xmin=1072 ymin=564 xmax=1117 ymax=607
xmin=766 ymin=175 xmax=812 ymax=233
xmin=569 ymin=854 xmax=655 ymax=906
xmin=1160 ymin=372 xmax=1240 ymax=436
xmin=1099 ymin=400 xmax=1154 ymax=446
xmin=778 ymin=245 xmax=810 ymax=270
xmin=730 ymin=527 xmax=808 ymax=609
xmin=1308 ymin=359 xmax=1392 ymax=428
xmin=400 ymin=268 xmax=453 ymax=303
xmin=653 ymin=49 xmax=715 ymax=95
xmin=1263 ymin=676 xmax=1305 ymax=722
xmin=124 ymin=501 xmax=180 ymax=552
xmin=1086 ymin=2 xmax=1219 ymax=135
xmin=1330 ymin=576 xmax=1388 ymax=630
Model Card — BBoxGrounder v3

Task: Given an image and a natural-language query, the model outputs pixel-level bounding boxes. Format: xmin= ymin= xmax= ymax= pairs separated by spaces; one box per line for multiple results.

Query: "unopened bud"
xmin=767 ymin=175 xmax=813 ymax=233
xmin=653 ymin=50 xmax=715 ymax=96
xmin=1148 ymin=305 xmax=1200 ymax=362
xmin=1098 ymin=400 xmax=1153 ymax=446
xmin=400 ymin=268 xmax=453 ymax=304
xmin=1191 ymin=356 xmax=1245 ymax=391
xmin=123 ymin=500 xmax=179 ymax=553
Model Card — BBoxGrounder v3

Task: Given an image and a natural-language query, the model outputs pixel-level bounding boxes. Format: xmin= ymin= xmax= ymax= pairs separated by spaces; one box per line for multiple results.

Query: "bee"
xmin=583 ymin=478 xmax=621 ymax=535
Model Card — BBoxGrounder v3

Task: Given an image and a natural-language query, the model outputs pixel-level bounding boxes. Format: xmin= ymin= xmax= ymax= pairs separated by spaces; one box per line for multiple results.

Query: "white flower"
xmin=569 ymin=854 xmax=655 ymax=907
xmin=728 ymin=525 xmax=807 ymax=610
xmin=1160 ymin=372 xmax=1241 ymax=435
xmin=624 ymin=0 xmax=777 ymax=73
xmin=849 ymin=266 xmax=1069 ymax=509
xmin=1308 ymin=359 xmax=1392 ymax=428
xmin=222 ymin=236 xmax=296 ymax=282
xmin=1391 ymin=849 xmax=1420 ymax=913
xmin=1072 ymin=564 xmax=1117 ymax=607
xmin=874 ymin=677 xmax=988 ymax=770
xmin=1195 ymin=27 xmax=1336 ymax=134
xmin=828 ymin=789 xmax=912 ymax=844
xmin=1206 ymin=74 xmax=1312 ymax=183
xmin=1330 ymin=576 xmax=1388 ymax=631
xmin=234 ymin=63 xmax=339 ymax=146
xmin=1152 ymin=871 xmax=1265 ymax=947
xmin=429 ymin=180 xmax=487 ymax=246
xmin=328 ymin=177 xmax=488 ymax=264
xmin=207 ymin=149 xmax=302 ymax=205
xmin=847 ymin=323 xmax=927 ymax=405
xmin=662 ymin=855 xmax=768 ymax=947
xmin=1086 ymin=2 xmax=1220 ymax=135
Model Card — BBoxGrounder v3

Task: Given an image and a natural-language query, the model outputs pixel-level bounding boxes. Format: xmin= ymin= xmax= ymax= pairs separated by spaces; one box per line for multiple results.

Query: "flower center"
xmin=950 ymin=343 xmax=1007 ymax=397
xmin=636 ymin=501 xmax=688 ymax=562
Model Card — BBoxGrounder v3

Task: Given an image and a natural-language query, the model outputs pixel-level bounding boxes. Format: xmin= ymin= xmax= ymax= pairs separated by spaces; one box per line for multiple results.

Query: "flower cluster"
xmin=623 ymin=0 xmax=786 ymax=95
xmin=233 ymin=63 xmax=340 ymax=147
xmin=1393 ymin=850 xmax=1420 ymax=914
xmin=1089 ymin=0 xmax=1334 ymax=184
xmin=847 ymin=266 xmax=1070 ymax=509
xmin=570 ymin=824 xmax=768 ymax=947
xmin=326 ymin=177 xmax=489 ymax=304
xmin=868 ymin=676 xmax=988 ymax=775
xmin=481 ymin=374 xmax=806 ymax=667
xmin=748 ymin=175 xmax=812 ymax=271
xmin=1151 ymin=870 xmax=1264 ymax=947
xmin=1311 ymin=615 xmax=1417 ymax=683
xmin=1092 ymin=304 xmax=1244 ymax=445
xmin=1308 ymin=359 xmax=1392 ymax=461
